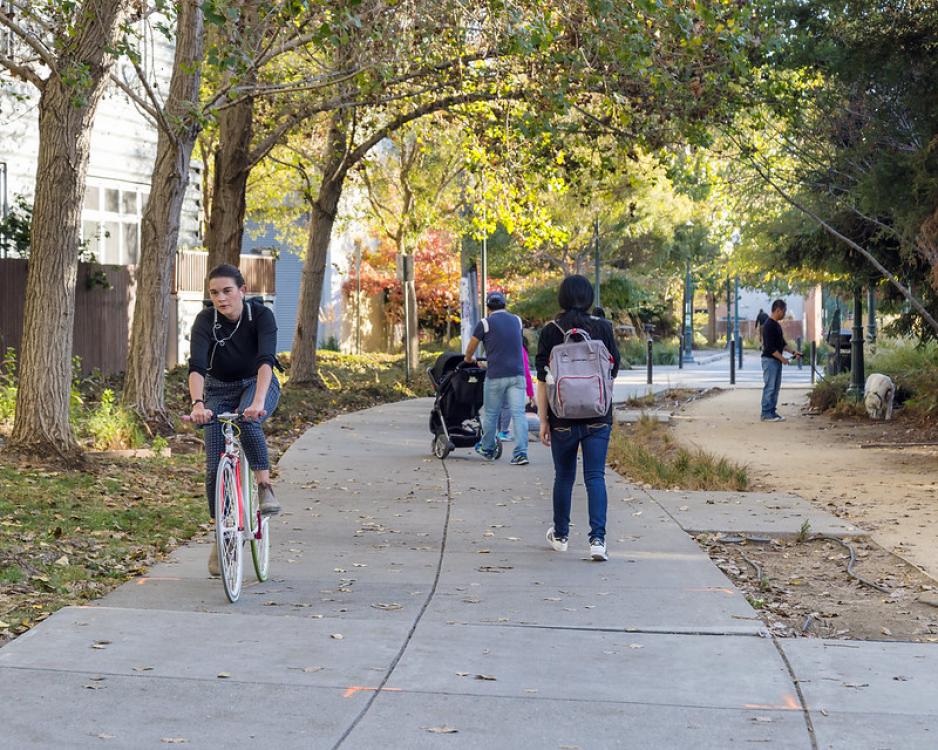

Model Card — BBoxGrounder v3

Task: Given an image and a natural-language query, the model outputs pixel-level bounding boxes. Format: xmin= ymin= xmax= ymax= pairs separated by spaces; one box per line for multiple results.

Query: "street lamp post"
xmin=734 ymin=276 xmax=742 ymax=369
xmin=593 ymin=217 xmax=601 ymax=308
xmin=682 ymin=260 xmax=695 ymax=364
xmin=867 ymin=285 xmax=877 ymax=351
xmin=355 ymin=240 xmax=362 ymax=355
xmin=725 ymin=275 xmax=731 ymax=350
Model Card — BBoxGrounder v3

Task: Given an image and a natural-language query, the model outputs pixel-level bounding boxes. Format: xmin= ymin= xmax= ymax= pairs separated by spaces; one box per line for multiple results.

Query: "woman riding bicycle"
xmin=188 ymin=264 xmax=282 ymax=576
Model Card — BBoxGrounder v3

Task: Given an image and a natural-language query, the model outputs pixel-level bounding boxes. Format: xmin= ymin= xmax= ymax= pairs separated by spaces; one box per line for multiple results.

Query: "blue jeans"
xmin=761 ymin=357 xmax=782 ymax=418
xmin=480 ymin=374 xmax=528 ymax=457
xmin=550 ymin=422 xmax=611 ymax=541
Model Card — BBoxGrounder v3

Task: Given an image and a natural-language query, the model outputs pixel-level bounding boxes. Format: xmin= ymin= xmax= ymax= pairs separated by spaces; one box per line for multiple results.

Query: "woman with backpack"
xmin=535 ymin=275 xmax=621 ymax=561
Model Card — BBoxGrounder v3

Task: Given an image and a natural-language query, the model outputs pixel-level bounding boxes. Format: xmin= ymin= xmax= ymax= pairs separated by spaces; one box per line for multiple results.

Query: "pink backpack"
xmin=546 ymin=322 xmax=614 ymax=419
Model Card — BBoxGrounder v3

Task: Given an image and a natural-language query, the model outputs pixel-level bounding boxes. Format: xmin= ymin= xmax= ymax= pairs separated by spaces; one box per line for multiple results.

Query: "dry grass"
xmin=608 ymin=416 xmax=749 ymax=491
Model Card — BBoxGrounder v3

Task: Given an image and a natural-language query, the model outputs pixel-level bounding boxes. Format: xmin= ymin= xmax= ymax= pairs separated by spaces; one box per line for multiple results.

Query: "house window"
xmin=81 ymin=181 xmax=146 ymax=265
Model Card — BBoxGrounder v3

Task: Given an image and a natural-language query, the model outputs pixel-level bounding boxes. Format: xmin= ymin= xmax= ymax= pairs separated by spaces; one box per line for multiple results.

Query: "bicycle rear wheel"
xmin=241 ymin=453 xmax=270 ymax=582
xmin=215 ymin=457 xmax=243 ymax=602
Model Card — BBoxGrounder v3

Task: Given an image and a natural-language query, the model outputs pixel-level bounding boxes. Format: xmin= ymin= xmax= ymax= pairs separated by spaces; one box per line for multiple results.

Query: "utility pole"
xmin=593 ymin=218 xmax=601 ymax=308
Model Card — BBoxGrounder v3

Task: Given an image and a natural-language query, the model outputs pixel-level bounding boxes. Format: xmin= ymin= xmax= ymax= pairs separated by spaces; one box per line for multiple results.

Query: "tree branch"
xmin=0 ymin=52 xmax=43 ymax=88
xmin=746 ymin=156 xmax=938 ymax=335
xmin=0 ymin=7 xmax=57 ymax=73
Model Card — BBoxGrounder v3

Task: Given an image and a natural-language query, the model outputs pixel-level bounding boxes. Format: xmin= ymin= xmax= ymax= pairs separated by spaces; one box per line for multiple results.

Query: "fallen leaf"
xmin=160 ymin=739 xmax=188 ymax=745
xmin=371 ymin=602 xmax=403 ymax=611
xmin=217 ymin=672 xmax=231 ymax=679
xmin=132 ymin=666 xmax=153 ymax=672
xmin=456 ymin=672 xmax=469 ymax=677
xmin=95 ymin=733 xmax=115 ymax=740
xmin=91 ymin=641 xmax=111 ymax=650
xmin=331 ymin=633 xmax=344 ymax=640
xmin=475 ymin=674 xmax=497 ymax=681
xmin=425 ymin=726 xmax=458 ymax=734
xmin=54 ymin=555 xmax=69 ymax=566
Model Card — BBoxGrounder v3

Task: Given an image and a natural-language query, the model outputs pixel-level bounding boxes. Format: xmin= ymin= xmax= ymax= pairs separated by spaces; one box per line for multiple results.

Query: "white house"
xmin=0 ymin=20 xmax=202 ymax=261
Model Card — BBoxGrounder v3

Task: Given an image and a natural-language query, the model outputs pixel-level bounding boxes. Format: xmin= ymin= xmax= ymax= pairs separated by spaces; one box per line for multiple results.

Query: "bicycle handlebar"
xmin=181 ymin=411 xmax=243 ymax=424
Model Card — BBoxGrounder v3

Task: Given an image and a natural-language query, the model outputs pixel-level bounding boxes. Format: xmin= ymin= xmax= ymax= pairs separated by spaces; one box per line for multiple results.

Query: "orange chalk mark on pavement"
xmin=686 ymin=587 xmax=736 ymax=595
xmin=343 ymin=686 xmax=402 ymax=698
xmin=135 ymin=577 xmax=182 ymax=585
xmin=745 ymin=694 xmax=801 ymax=711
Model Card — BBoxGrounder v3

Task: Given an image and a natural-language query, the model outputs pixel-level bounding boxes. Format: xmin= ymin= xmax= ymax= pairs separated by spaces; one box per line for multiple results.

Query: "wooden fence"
xmin=0 ymin=259 xmax=134 ymax=375
xmin=0 ymin=252 xmax=275 ymax=375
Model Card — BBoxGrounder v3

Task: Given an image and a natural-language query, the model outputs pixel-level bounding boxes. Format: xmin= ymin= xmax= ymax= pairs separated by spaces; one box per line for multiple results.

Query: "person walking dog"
xmin=464 ymin=291 xmax=530 ymax=465
xmin=535 ymin=275 xmax=621 ymax=561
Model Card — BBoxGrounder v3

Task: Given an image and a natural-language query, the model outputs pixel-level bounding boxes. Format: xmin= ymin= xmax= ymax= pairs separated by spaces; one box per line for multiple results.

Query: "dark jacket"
xmin=188 ymin=298 xmax=278 ymax=382
xmin=535 ymin=311 xmax=621 ymax=427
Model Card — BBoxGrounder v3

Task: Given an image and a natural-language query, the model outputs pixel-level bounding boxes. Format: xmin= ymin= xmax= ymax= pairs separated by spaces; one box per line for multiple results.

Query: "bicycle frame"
xmin=218 ymin=415 xmax=262 ymax=540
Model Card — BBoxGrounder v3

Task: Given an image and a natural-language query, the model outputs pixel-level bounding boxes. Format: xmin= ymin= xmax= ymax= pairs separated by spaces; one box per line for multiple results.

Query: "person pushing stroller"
xmin=464 ymin=291 xmax=530 ymax=466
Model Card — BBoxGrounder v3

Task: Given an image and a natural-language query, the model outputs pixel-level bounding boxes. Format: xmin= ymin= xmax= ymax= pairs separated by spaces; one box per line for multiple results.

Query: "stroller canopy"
xmin=429 ymin=351 xmax=465 ymax=387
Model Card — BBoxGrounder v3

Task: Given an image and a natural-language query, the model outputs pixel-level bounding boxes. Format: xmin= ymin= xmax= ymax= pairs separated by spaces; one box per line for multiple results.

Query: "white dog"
xmin=864 ymin=373 xmax=895 ymax=420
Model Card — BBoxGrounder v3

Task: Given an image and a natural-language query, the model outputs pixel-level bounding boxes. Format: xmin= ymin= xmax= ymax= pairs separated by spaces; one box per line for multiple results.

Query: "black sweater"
xmin=188 ymin=298 xmax=278 ymax=382
xmin=535 ymin=312 xmax=621 ymax=427
xmin=761 ymin=317 xmax=786 ymax=359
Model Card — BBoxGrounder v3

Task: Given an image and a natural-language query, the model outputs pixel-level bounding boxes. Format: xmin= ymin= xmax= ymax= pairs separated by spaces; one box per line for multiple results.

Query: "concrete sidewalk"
xmin=1 ymin=399 xmax=936 ymax=748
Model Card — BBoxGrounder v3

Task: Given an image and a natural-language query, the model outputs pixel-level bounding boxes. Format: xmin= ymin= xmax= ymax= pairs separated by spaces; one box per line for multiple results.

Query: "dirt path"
xmin=672 ymin=388 xmax=938 ymax=580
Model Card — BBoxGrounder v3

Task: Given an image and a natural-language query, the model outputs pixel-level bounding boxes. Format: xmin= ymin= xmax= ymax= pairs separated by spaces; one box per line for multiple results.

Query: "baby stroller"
xmin=427 ymin=352 xmax=503 ymax=460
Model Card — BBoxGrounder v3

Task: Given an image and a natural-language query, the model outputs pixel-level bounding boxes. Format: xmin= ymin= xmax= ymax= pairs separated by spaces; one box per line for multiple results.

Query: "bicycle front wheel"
xmin=241 ymin=453 xmax=270 ymax=582
xmin=215 ymin=457 xmax=243 ymax=602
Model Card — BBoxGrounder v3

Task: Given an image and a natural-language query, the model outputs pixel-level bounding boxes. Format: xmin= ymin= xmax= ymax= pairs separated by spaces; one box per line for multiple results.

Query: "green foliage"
xmin=0 ymin=196 xmax=32 ymax=258
xmin=808 ymin=373 xmax=849 ymax=413
xmin=0 ymin=348 xmax=17 ymax=427
xmin=83 ymin=389 xmax=146 ymax=451
xmin=619 ymin=338 xmax=680 ymax=367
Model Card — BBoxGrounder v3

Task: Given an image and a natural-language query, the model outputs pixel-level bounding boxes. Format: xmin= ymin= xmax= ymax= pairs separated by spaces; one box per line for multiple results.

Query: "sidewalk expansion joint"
xmin=463 ymin=622 xmax=767 ymax=638
xmin=330 ymin=459 xmax=454 ymax=749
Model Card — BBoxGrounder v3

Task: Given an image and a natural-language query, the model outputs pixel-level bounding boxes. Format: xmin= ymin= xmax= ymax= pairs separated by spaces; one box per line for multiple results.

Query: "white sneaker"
xmin=589 ymin=538 xmax=608 ymax=561
xmin=546 ymin=527 xmax=568 ymax=552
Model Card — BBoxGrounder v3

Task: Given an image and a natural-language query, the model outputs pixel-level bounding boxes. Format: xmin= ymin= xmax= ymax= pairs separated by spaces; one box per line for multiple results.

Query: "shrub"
xmin=83 ymin=388 xmax=146 ymax=450
xmin=808 ymin=373 xmax=849 ymax=412
xmin=0 ymin=348 xmax=16 ymax=427
xmin=618 ymin=337 xmax=679 ymax=367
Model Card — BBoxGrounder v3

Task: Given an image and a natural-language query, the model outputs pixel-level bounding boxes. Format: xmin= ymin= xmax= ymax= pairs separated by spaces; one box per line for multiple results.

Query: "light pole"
xmin=593 ymin=217 xmax=601 ymax=308
xmin=867 ymin=284 xmax=877 ymax=351
xmin=725 ymin=275 xmax=731 ymax=349
xmin=734 ymin=275 xmax=742 ymax=369
xmin=355 ymin=240 xmax=362 ymax=355
xmin=682 ymin=260 xmax=695 ymax=364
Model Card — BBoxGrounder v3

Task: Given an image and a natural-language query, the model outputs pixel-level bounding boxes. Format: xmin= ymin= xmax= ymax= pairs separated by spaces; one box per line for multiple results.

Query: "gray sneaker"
xmin=208 ymin=540 xmax=220 ymax=576
xmin=258 ymin=483 xmax=281 ymax=515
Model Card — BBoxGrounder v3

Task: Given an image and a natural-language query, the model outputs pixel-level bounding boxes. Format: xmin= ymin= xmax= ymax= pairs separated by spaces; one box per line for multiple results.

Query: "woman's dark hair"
xmin=557 ymin=274 xmax=596 ymax=331
xmin=208 ymin=263 xmax=245 ymax=288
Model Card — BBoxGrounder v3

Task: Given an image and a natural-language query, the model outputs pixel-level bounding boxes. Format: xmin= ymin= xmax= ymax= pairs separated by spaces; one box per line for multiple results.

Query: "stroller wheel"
xmin=493 ymin=437 xmax=503 ymax=460
xmin=432 ymin=434 xmax=451 ymax=459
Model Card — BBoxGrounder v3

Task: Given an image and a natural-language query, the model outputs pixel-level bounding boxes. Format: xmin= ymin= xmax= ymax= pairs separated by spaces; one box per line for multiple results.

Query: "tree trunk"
xmin=706 ymin=291 xmax=717 ymax=345
xmin=204 ymin=95 xmax=254 ymax=276
xmin=123 ymin=0 xmax=205 ymax=422
xmin=203 ymin=0 xmax=259 ymax=283
xmin=291 ymin=176 xmax=344 ymax=384
xmin=7 ymin=1 xmax=129 ymax=463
